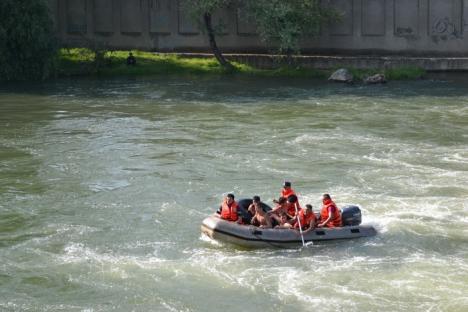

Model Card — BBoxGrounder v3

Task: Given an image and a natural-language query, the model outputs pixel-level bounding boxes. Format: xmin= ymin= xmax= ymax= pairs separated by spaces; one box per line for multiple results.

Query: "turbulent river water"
xmin=0 ymin=75 xmax=467 ymax=311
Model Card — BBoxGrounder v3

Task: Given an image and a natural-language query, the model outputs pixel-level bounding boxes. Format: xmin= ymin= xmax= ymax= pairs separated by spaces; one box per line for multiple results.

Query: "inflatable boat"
xmin=201 ymin=199 xmax=377 ymax=248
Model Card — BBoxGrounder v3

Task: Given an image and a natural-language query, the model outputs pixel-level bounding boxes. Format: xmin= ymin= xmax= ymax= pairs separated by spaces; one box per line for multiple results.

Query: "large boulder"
xmin=328 ymin=68 xmax=353 ymax=83
xmin=364 ymin=73 xmax=387 ymax=84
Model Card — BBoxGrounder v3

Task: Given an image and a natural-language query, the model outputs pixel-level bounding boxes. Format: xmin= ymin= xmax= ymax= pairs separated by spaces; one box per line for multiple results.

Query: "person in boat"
xmin=250 ymin=197 xmax=273 ymax=228
xmin=273 ymin=181 xmax=296 ymax=204
xmin=220 ymin=193 xmax=242 ymax=223
xmin=268 ymin=196 xmax=288 ymax=224
xmin=285 ymin=194 xmax=301 ymax=219
xmin=247 ymin=195 xmax=262 ymax=218
xmin=317 ymin=194 xmax=342 ymax=228
xmin=274 ymin=213 xmax=293 ymax=229
xmin=293 ymin=204 xmax=316 ymax=233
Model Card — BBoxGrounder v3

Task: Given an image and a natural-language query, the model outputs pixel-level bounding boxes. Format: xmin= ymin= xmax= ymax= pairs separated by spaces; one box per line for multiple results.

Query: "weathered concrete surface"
xmin=177 ymin=53 xmax=468 ymax=72
xmin=48 ymin=0 xmax=468 ymax=66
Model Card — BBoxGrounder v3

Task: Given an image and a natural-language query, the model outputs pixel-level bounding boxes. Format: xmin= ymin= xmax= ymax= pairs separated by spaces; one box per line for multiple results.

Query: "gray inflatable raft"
xmin=201 ymin=204 xmax=377 ymax=248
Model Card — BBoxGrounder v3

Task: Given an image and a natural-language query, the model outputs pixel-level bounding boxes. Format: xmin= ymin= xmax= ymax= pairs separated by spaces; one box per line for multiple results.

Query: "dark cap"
xmin=252 ymin=195 xmax=260 ymax=202
xmin=283 ymin=181 xmax=291 ymax=187
xmin=287 ymin=194 xmax=297 ymax=203
xmin=227 ymin=193 xmax=235 ymax=199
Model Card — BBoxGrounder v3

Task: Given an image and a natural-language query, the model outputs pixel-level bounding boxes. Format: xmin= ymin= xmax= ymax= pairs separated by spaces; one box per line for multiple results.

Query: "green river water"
xmin=0 ymin=75 xmax=467 ymax=311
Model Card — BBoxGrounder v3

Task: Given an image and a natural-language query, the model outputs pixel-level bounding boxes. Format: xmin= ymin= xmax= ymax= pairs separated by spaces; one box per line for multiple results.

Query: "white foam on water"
xmin=160 ymin=301 xmax=190 ymax=312
xmin=187 ymin=254 xmax=243 ymax=285
xmin=159 ymin=201 xmax=176 ymax=213
xmin=187 ymin=248 xmax=307 ymax=289
xmin=59 ymin=242 xmax=168 ymax=274
xmin=276 ymin=270 xmax=363 ymax=310
xmin=55 ymin=223 xmax=100 ymax=236
xmin=290 ymin=131 xmax=386 ymax=148
xmin=441 ymin=152 xmax=468 ymax=164
xmin=291 ymin=134 xmax=319 ymax=144
xmin=120 ymin=240 xmax=175 ymax=253
xmin=87 ymin=180 xmax=131 ymax=192
xmin=2 ymin=222 xmax=102 ymax=258
xmin=199 ymin=233 xmax=223 ymax=247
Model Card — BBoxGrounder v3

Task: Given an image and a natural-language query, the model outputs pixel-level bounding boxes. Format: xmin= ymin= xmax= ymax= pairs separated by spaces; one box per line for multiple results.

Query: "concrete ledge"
xmin=175 ymin=53 xmax=468 ymax=72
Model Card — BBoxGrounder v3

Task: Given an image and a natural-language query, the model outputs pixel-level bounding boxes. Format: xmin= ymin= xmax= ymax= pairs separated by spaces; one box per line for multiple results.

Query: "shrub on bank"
xmin=0 ymin=0 xmax=58 ymax=81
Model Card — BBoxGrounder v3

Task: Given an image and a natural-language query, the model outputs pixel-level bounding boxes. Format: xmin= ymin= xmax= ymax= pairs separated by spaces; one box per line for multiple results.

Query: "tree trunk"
xmin=203 ymin=12 xmax=234 ymax=72
xmin=285 ymin=48 xmax=294 ymax=66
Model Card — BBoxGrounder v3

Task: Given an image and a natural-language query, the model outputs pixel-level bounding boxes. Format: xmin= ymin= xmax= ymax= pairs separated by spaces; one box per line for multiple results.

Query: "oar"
xmin=294 ymin=204 xmax=305 ymax=247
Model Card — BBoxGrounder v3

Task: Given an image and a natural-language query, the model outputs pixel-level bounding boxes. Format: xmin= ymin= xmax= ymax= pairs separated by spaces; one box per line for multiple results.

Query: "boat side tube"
xmin=201 ymin=214 xmax=377 ymax=248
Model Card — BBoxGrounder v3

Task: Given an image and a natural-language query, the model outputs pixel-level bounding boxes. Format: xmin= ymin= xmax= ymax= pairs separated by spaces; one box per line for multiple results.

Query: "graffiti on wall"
xmin=431 ymin=17 xmax=461 ymax=42
xmin=433 ymin=17 xmax=457 ymax=35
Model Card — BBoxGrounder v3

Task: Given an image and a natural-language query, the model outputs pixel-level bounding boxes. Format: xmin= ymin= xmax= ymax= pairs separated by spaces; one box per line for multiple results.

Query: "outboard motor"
xmin=341 ymin=205 xmax=362 ymax=226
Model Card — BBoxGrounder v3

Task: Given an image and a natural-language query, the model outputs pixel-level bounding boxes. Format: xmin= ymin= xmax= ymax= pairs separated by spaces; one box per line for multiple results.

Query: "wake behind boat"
xmin=201 ymin=198 xmax=377 ymax=248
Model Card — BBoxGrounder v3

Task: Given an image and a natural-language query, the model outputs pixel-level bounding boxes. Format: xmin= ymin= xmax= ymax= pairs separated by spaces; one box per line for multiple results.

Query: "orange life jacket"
xmin=221 ymin=200 xmax=238 ymax=221
xmin=295 ymin=209 xmax=316 ymax=230
xmin=281 ymin=188 xmax=296 ymax=199
xmin=286 ymin=201 xmax=301 ymax=217
xmin=320 ymin=199 xmax=342 ymax=227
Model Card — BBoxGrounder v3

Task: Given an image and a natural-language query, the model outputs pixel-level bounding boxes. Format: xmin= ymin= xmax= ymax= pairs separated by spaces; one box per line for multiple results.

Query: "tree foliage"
xmin=182 ymin=0 xmax=232 ymax=21
xmin=245 ymin=0 xmax=338 ymax=55
xmin=0 ymin=0 xmax=58 ymax=81
xmin=182 ymin=0 xmax=338 ymax=68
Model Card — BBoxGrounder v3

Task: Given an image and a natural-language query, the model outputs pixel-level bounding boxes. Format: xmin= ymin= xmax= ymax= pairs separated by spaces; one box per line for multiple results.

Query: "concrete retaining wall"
xmin=48 ymin=0 xmax=468 ymax=56
xmin=176 ymin=53 xmax=468 ymax=71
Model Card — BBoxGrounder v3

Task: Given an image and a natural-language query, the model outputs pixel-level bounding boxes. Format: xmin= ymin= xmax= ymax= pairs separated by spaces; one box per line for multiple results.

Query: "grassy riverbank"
xmin=57 ymin=48 xmax=425 ymax=80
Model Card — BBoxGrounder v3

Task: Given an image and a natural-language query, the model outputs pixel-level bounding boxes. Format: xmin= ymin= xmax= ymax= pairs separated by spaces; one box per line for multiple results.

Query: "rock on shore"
xmin=364 ymin=73 xmax=387 ymax=84
xmin=328 ymin=68 xmax=353 ymax=83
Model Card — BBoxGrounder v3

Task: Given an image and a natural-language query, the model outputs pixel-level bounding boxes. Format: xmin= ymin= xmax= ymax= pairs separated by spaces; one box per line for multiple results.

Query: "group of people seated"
xmin=218 ymin=181 xmax=343 ymax=232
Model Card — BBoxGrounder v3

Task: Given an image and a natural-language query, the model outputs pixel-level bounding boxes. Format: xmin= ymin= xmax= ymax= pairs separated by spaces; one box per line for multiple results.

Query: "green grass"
xmin=57 ymin=48 xmax=328 ymax=78
xmin=384 ymin=66 xmax=426 ymax=80
xmin=57 ymin=48 xmax=425 ymax=80
xmin=58 ymin=48 xmax=231 ymax=76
